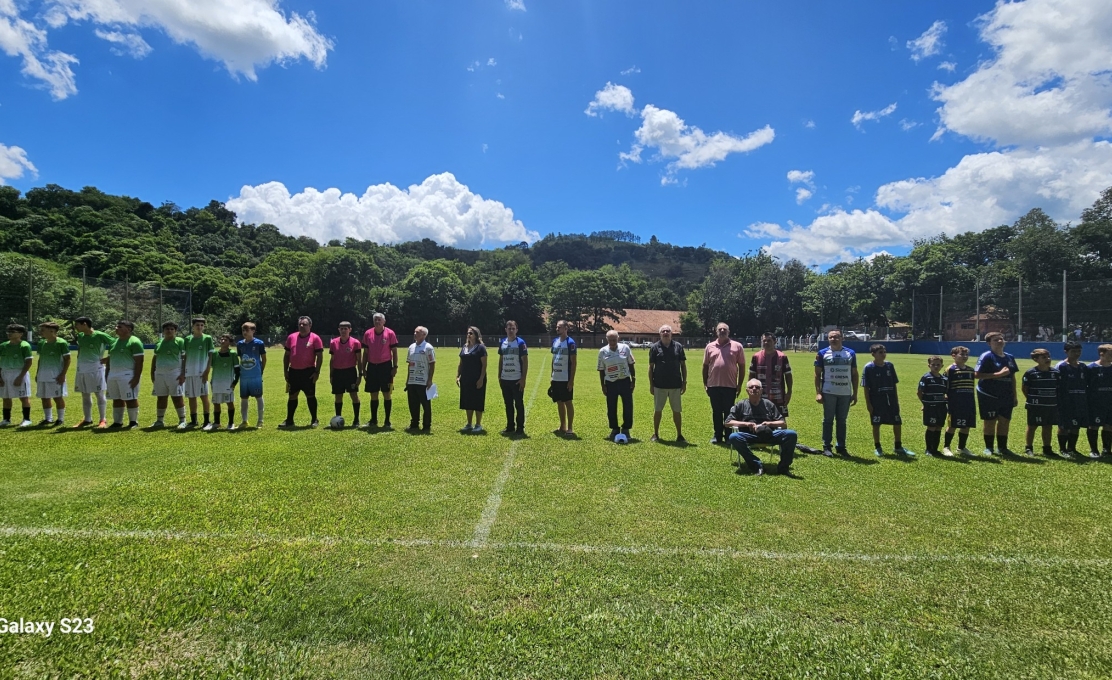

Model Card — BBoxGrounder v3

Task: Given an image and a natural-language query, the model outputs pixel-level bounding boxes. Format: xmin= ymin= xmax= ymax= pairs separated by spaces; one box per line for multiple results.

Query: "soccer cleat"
xmin=96 ymin=420 xmax=108 ymax=429
xmin=37 ymin=419 xmax=53 ymax=427
xmin=151 ymin=420 xmax=165 ymax=428
xmin=649 ymin=434 xmax=659 ymax=442
xmin=1024 ymin=447 xmax=1035 ymax=457
xmin=240 ymin=421 xmax=249 ymax=429
xmin=72 ymin=420 xmax=91 ymax=428
xmin=1059 ymin=450 xmax=1074 ymax=459
xmin=462 ymin=424 xmax=473 ymax=432
xmin=177 ymin=421 xmax=189 ymax=430
xmin=310 ymin=420 xmax=319 ymax=429
xmin=942 ymin=446 xmax=954 ymax=457
xmin=277 ymin=421 xmax=293 ymax=429
xmin=1089 ymin=451 xmax=1101 ymax=459
xmin=127 ymin=422 xmax=139 ymax=429
xmin=821 ymin=446 xmax=834 ymax=457
xmin=256 ymin=421 xmax=264 ymax=429
xmin=202 ymin=423 xmax=214 ymax=432
xmin=351 ymin=421 xmax=360 ymax=429
xmin=836 ymin=446 xmax=850 ymax=457
xmin=999 ymin=448 xmax=1017 ymax=457
xmin=676 ymin=434 xmax=686 ymax=443
xmin=55 ymin=420 xmax=64 ymax=428
xmin=107 ymin=422 xmax=123 ymax=429
xmin=959 ymin=447 xmax=973 ymax=457
xmin=1043 ymin=446 xmax=1055 ymax=457
xmin=382 ymin=420 xmax=392 ymax=430
xmin=227 ymin=423 xmax=237 ymax=431
xmin=18 ymin=420 xmax=33 ymax=428
xmin=981 ymin=448 xmax=995 ymax=457
xmin=874 ymin=446 xmax=884 ymax=457
xmin=472 ymin=424 xmax=484 ymax=433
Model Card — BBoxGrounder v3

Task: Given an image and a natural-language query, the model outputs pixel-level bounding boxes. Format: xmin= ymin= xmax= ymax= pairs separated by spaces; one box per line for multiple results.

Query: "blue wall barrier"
xmin=817 ymin=340 xmax=1108 ymax=362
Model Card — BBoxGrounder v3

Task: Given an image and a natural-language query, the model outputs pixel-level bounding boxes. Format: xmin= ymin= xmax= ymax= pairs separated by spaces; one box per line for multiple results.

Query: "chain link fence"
xmin=911 ymin=278 xmax=1112 ymax=343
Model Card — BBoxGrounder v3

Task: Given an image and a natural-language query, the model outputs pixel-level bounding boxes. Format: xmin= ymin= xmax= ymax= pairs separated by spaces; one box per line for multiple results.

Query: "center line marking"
xmin=469 ymin=355 xmax=548 ymax=549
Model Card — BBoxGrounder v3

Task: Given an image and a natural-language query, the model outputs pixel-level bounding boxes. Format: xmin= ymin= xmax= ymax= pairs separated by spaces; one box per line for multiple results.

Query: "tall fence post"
xmin=27 ymin=268 xmax=33 ymax=341
xmin=939 ymin=286 xmax=943 ymax=339
xmin=975 ymin=284 xmax=981 ymax=341
xmin=910 ymin=290 xmax=915 ymax=340
xmin=158 ymin=284 xmax=163 ymax=333
xmin=124 ymin=273 xmax=130 ymax=321
xmin=1062 ymin=269 xmax=1067 ymax=342
xmin=1018 ymin=278 xmax=1023 ymax=341
xmin=81 ymin=267 xmax=86 ymax=317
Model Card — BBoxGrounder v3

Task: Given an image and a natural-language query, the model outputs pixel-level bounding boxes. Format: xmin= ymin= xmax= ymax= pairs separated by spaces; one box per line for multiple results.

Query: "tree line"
xmin=1 ymin=183 xmax=1111 ymax=340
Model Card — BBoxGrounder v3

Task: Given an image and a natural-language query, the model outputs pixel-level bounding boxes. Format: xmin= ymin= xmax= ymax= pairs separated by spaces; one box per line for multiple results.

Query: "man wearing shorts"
xmin=361 ymin=312 xmax=399 ymax=429
xmin=648 ymin=324 xmax=686 ymax=443
xmin=329 ymin=321 xmax=363 ymax=427
xmin=0 ymin=323 xmax=33 ymax=427
xmin=105 ymin=320 xmax=145 ymax=429
xmin=975 ymin=331 xmax=1019 ymax=456
xmin=150 ymin=321 xmax=186 ymax=429
xmin=236 ymin=322 xmax=267 ymax=428
xmin=280 ymin=316 xmax=324 ymax=428
xmin=72 ymin=316 xmax=113 ymax=428
xmin=183 ymin=317 xmax=215 ymax=430
xmin=550 ymin=320 xmax=577 ymax=436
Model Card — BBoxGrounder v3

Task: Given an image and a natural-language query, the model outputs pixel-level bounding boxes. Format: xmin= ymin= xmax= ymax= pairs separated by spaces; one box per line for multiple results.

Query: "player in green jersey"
xmin=183 ymin=317 xmax=215 ymax=430
xmin=210 ymin=334 xmax=240 ymax=430
xmin=105 ymin=320 xmax=145 ymax=428
xmin=150 ymin=321 xmax=187 ymax=428
xmin=0 ymin=323 xmax=34 ymax=427
xmin=35 ymin=322 xmax=70 ymax=426
xmin=72 ymin=316 xmax=113 ymax=427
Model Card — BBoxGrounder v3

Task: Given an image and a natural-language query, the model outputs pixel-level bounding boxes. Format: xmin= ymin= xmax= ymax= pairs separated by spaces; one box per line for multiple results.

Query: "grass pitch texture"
xmin=2 ymin=351 xmax=1112 ymax=677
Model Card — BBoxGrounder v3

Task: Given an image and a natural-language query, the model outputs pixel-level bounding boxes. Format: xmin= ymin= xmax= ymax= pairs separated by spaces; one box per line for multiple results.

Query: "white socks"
xmin=97 ymin=393 xmax=106 ymax=421
xmin=82 ymin=393 xmax=92 ymax=421
xmin=44 ymin=407 xmax=52 ymax=421
xmin=113 ymin=406 xmax=124 ymax=425
xmin=127 ymin=407 xmax=138 ymax=424
xmin=240 ymin=397 xmax=264 ymax=423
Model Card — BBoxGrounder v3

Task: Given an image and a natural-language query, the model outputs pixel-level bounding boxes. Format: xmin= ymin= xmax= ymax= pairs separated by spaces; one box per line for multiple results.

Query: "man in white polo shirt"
xmin=598 ymin=329 xmax=635 ymax=441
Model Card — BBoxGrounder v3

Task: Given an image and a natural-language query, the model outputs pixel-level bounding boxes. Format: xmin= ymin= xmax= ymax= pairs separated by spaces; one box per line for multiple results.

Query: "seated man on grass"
xmin=725 ymin=378 xmax=797 ymax=476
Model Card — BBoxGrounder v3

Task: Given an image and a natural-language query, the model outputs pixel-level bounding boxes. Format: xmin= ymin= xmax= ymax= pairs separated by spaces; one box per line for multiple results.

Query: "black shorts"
xmin=868 ymin=394 xmax=901 ymax=425
xmin=364 ymin=361 xmax=394 ymax=393
xmin=1026 ymin=405 xmax=1058 ymax=427
xmin=978 ymin=391 xmax=1014 ymax=421
xmin=331 ymin=367 xmax=360 ymax=395
xmin=548 ymin=380 xmax=573 ymax=403
xmin=1090 ymin=402 xmax=1112 ymax=427
xmin=1059 ymin=398 xmax=1090 ymax=428
xmin=287 ymin=366 xmax=317 ymax=395
xmin=922 ymin=404 xmax=947 ymax=427
xmin=948 ymin=395 xmax=976 ymax=429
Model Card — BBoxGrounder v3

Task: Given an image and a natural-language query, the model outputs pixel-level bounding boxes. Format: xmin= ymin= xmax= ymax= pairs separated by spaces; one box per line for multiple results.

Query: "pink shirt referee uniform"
xmin=286 ymin=331 xmax=324 ymax=370
xmin=703 ymin=339 xmax=745 ymax=388
xmin=362 ymin=327 xmax=398 ymax=365
xmin=329 ymin=337 xmax=362 ymax=369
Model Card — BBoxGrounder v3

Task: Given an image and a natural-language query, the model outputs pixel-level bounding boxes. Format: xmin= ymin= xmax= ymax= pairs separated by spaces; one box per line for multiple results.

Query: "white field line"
xmin=469 ymin=355 xmax=549 ymax=549
xmin=2 ymin=525 xmax=1110 ymax=569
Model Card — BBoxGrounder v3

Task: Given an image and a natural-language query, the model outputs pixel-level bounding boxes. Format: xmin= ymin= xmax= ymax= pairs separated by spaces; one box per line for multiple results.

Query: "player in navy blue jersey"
xmin=943 ymin=346 xmax=976 ymax=456
xmin=1087 ymin=344 xmax=1112 ymax=457
xmin=1022 ymin=348 xmax=1059 ymax=457
xmin=1056 ymin=340 xmax=1089 ymax=458
xmin=917 ymin=355 xmax=948 ymax=456
xmin=862 ymin=344 xmax=913 ymax=457
xmin=974 ymin=333 xmax=1019 ymax=456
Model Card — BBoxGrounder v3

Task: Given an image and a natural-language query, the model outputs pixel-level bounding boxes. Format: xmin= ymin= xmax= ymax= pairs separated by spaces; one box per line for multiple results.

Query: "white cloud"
xmin=804 ymin=119 xmax=816 ymax=129
xmin=899 ymin=118 xmax=920 ymax=131
xmin=851 ymin=103 xmax=897 ymax=129
xmin=505 ymin=0 xmax=526 ymax=10
xmin=931 ymin=0 xmax=1112 ymax=146
xmin=938 ymin=61 xmax=956 ymax=72
xmin=487 ymin=57 xmax=496 ymax=67
xmin=907 ymin=20 xmax=946 ymax=62
xmin=43 ymin=0 xmax=331 ymax=82
xmin=584 ymin=82 xmax=635 ymax=117
xmin=481 ymin=143 xmax=488 ymax=153
xmin=787 ymin=169 xmax=814 ymax=187
xmin=496 ymin=92 xmax=504 ymax=99
xmin=795 ymin=188 xmax=813 ymax=204
xmin=0 ymin=0 xmax=78 ymax=99
xmin=94 ymin=28 xmax=151 ymax=58
xmin=226 ymin=173 xmax=539 ymax=248
xmin=627 ymin=104 xmax=774 ymax=176
xmin=0 ymin=141 xmax=37 ymax=183
xmin=620 ymin=65 xmax=640 ymax=75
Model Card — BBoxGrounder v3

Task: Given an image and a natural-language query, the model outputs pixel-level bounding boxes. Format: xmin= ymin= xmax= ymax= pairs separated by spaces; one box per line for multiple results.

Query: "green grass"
xmin=3 ymin=349 xmax=1112 ymax=678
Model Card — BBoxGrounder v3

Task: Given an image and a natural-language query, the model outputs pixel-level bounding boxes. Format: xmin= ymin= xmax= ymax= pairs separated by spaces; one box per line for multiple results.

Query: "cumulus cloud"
xmin=931 ymin=0 xmax=1112 ymax=146
xmin=505 ymin=0 xmax=526 ymax=10
xmin=938 ymin=61 xmax=956 ymax=72
xmin=795 ymin=188 xmax=813 ymax=205
xmin=625 ymin=105 xmax=774 ymax=178
xmin=226 ymin=173 xmax=539 ymax=248
xmin=43 ymin=0 xmax=331 ymax=83
xmin=620 ymin=65 xmax=640 ymax=75
xmin=907 ymin=20 xmax=946 ymax=62
xmin=94 ymin=28 xmax=151 ymax=58
xmin=584 ymin=81 xmax=635 ymax=117
xmin=787 ymin=169 xmax=814 ymax=186
xmin=0 ymin=0 xmax=78 ymax=99
xmin=0 ymin=141 xmax=37 ymax=183
xmin=851 ymin=103 xmax=897 ymax=129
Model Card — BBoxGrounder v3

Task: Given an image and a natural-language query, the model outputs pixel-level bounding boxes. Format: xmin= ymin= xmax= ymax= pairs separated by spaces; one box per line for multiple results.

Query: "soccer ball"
xmin=613 ymin=433 xmax=629 ymax=444
xmin=329 ymin=416 xmax=345 ymax=430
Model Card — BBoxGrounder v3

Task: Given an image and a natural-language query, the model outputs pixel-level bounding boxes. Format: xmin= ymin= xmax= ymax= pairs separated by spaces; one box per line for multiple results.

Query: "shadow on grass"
xmin=925 ymin=452 xmax=970 ymax=464
xmin=1001 ymin=450 xmax=1047 ymax=464
xmin=828 ymin=451 xmax=879 ymax=466
xmin=656 ymin=439 xmax=694 ymax=449
xmin=961 ymin=453 xmax=1003 ymax=464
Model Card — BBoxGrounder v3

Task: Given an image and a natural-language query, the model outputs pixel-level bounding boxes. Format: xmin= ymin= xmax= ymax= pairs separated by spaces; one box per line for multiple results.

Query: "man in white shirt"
xmin=598 ymin=330 xmax=636 ymax=440
xmin=405 ymin=326 xmax=436 ymax=432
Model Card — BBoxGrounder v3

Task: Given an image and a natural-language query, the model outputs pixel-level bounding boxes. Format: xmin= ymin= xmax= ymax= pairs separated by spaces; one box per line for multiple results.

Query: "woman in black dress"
xmin=456 ymin=326 xmax=488 ymax=432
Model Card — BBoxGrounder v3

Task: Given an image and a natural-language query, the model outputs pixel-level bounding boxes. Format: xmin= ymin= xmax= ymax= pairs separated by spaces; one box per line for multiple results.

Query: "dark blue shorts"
xmin=1059 ymin=396 xmax=1090 ymax=428
xmin=978 ymin=391 xmax=1014 ymax=421
xmin=1026 ymin=405 xmax=1058 ymax=427
xmin=922 ymin=404 xmax=947 ymax=427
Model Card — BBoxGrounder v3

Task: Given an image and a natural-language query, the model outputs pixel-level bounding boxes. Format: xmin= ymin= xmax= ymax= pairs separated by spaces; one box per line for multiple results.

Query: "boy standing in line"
xmin=329 ymin=321 xmax=363 ymax=427
xmin=1056 ymin=340 xmax=1090 ymax=458
xmin=498 ymin=320 xmax=528 ymax=436
xmin=183 ymin=317 xmax=215 ymax=430
xmin=105 ymin=320 xmax=145 ymax=429
xmin=404 ymin=326 xmax=435 ymax=432
xmin=1087 ymin=344 xmax=1112 ymax=457
xmin=550 ymin=320 xmax=577 ymax=436
xmin=917 ymin=355 xmax=948 ymax=456
xmin=862 ymin=344 xmax=914 ymax=457
xmin=236 ymin=322 xmax=266 ymax=429
xmin=150 ymin=321 xmax=187 ymax=429
xmin=943 ymin=346 xmax=976 ymax=457
xmin=0 ymin=324 xmax=33 ymax=427
xmin=975 ymin=332 xmax=1019 ymax=456
xmin=71 ymin=316 xmax=113 ymax=428
xmin=35 ymin=322 xmax=70 ymax=426
xmin=1022 ymin=348 xmax=1058 ymax=457
xmin=210 ymin=334 xmax=240 ymax=430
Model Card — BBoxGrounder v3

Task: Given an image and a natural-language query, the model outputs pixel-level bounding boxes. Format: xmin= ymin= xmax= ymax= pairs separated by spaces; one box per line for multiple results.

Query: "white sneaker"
xmin=942 ymin=446 xmax=954 ymax=457
xmin=982 ymin=448 xmax=995 ymax=457
xmin=152 ymin=420 xmax=165 ymax=428
xmin=472 ymin=424 xmax=484 ymax=433
xmin=177 ymin=421 xmax=189 ymax=430
xmin=462 ymin=424 xmax=473 ymax=432
xmin=18 ymin=420 xmax=33 ymax=428
xmin=202 ymin=423 xmax=214 ymax=432
xmin=226 ymin=423 xmax=237 ymax=431
xmin=256 ymin=421 xmax=263 ymax=429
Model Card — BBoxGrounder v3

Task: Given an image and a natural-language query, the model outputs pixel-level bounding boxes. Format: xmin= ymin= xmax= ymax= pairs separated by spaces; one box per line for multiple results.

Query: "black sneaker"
xmin=753 ymin=461 xmax=764 ymax=477
xmin=1043 ymin=446 xmax=1055 ymax=456
xmin=609 ymin=429 xmax=620 ymax=441
xmin=126 ymin=422 xmax=139 ymax=430
xmin=676 ymin=434 xmax=686 ymax=444
xmin=836 ymin=446 xmax=849 ymax=457
xmin=108 ymin=422 xmax=123 ymax=429
xmin=821 ymin=446 xmax=834 ymax=457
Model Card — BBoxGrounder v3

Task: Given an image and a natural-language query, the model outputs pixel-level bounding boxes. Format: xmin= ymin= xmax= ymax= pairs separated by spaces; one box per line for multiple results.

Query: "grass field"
xmin=3 ymin=348 xmax=1112 ymax=678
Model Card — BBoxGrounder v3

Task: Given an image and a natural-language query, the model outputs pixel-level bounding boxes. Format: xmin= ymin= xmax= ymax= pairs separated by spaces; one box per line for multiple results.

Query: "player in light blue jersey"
xmin=236 ymin=321 xmax=267 ymax=428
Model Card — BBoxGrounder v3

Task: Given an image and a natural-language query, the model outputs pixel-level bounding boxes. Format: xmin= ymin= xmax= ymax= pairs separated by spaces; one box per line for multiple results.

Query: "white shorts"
xmin=183 ymin=376 xmax=209 ymax=398
xmin=0 ymin=369 xmax=31 ymax=399
xmin=74 ymin=367 xmax=106 ymax=393
xmin=151 ymin=372 xmax=185 ymax=398
xmin=653 ymin=387 xmax=683 ymax=413
xmin=106 ymin=373 xmax=138 ymax=401
xmin=37 ymin=380 xmax=68 ymax=399
xmin=211 ymin=390 xmax=235 ymax=404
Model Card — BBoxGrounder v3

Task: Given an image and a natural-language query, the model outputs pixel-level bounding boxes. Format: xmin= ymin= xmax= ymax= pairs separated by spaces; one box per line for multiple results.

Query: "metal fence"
xmin=0 ymin=270 xmax=192 ymax=344
xmin=910 ymin=276 xmax=1112 ymax=343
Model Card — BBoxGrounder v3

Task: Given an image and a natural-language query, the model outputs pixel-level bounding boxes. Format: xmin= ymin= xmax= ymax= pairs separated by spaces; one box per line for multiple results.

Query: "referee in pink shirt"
xmin=703 ymin=322 xmax=745 ymax=444
xmin=279 ymin=316 xmax=324 ymax=428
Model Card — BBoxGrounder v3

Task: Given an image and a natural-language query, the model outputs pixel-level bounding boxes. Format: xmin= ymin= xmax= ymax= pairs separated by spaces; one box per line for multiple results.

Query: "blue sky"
xmin=1 ymin=0 xmax=1110 ymax=266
